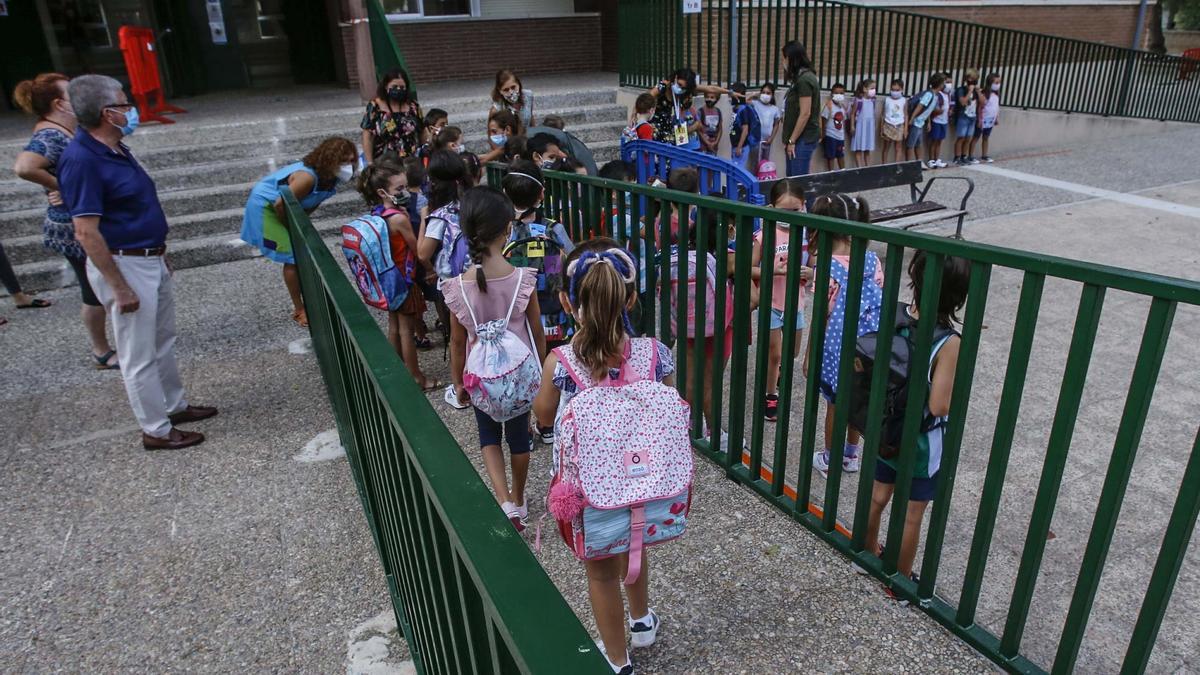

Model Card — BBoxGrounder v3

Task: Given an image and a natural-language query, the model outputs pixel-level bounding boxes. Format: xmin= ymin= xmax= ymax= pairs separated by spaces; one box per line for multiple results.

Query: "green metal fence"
xmin=282 ymin=188 xmax=608 ymax=675
xmin=498 ymin=163 xmax=1200 ymax=674
xmin=619 ymin=0 xmax=1200 ymax=123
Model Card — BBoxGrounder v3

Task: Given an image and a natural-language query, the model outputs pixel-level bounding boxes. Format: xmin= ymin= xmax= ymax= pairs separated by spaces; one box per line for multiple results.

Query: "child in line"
xmin=699 ymin=92 xmax=723 ymax=156
xmin=532 ymin=239 xmax=675 ymax=674
xmin=729 ymin=82 xmax=761 ymax=174
xmin=751 ymin=82 xmax=782 ymax=161
xmin=401 ymin=156 xmax=434 ymax=350
xmin=820 ymin=82 xmax=849 ymax=171
xmin=480 ymin=109 xmax=520 ymax=164
xmin=433 ymin=125 xmax=465 ymax=154
xmin=807 ymin=193 xmax=885 ymax=476
xmin=970 ymin=72 xmax=1002 ymax=164
xmin=356 ymin=160 xmax=435 ymax=389
xmin=953 ymin=69 xmax=983 ymax=165
xmin=444 ymin=186 xmax=546 ymax=529
xmin=755 ymin=179 xmax=811 ymax=423
xmin=926 ymin=72 xmax=953 ymax=169
xmin=847 ymin=79 xmax=877 ymax=168
xmin=417 ymin=108 xmax=448 ymax=160
xmin=906 ymin=73 xmax=945 ymax=166
xmin=860 ymin=250 xmax=970 ymax=597
xmin=881 ymin=79 xmax=907 ymax=164
xmin=626 ymin=93 xmax=657 ymax=141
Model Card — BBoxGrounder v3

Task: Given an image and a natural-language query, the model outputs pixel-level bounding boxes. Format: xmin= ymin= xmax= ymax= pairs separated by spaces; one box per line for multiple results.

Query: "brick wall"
xmin=898 ymin=4 xmax=1139 ymax=48
xmin=341 ymin=14 xmax=601 ymax=88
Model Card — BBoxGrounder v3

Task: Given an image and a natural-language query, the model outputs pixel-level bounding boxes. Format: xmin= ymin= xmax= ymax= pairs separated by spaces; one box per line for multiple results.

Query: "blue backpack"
xmin=341 ymin=213 xmax=407 ymax=311
xmin=430 ymin=202 xmax=470 ymax=279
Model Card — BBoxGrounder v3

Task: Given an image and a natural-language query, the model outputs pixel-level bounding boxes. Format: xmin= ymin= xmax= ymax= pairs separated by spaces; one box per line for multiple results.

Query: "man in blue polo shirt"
xmin=59 ymin=75 xmax=216 ymax=451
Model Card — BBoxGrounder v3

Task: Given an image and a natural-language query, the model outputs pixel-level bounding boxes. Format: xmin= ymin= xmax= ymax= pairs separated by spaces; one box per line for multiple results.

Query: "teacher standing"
xmin=781 ymin=40 xmax=822 ymax=177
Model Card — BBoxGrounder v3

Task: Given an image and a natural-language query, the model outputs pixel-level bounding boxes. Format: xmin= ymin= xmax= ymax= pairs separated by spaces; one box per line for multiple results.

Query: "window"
xmin=49 ymin=0 xmax=112 ymax=49
xmin=256 ymin=0 xmax=283 ymax=39
xmin=382 ymin=0 xmax=471 ymax=19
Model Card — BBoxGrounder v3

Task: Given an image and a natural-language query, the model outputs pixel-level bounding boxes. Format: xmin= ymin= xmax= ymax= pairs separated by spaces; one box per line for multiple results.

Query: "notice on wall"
xmin=682 ymin=0 xmax=701 ymax=14
xmin=207 ymin=0 xmax=227 ymax=44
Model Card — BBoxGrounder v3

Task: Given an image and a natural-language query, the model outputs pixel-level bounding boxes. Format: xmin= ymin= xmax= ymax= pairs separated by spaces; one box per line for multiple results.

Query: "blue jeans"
xmin=785 ymin=139 xmax=820 ymax=177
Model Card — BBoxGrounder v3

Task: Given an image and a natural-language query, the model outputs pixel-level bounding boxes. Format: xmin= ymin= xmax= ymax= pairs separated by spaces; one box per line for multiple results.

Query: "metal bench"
xmin=764 ymin=161 xmax=974 ymax=237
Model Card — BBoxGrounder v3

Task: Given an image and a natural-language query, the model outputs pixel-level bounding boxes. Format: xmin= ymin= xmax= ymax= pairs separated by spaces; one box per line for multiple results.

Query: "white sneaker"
xmin=935 ymin=159 xmax=948 ymax=168
xmin=630 ymin=609 xmax=660 ymax=648
xmin=813 ymin=450 xmax=832 ymax=478
xmin=540 ymin=428 xmax=555 ymax=445
xmin=598 ymin=643 xmax=635 ymax=674
xmin=515 ymin=501 xmax=528 ymax=523
xmin=501 ymin=501 xmax=526 ymax=532
xmin=443 ymin=384 xmax=468 ymax=410
xmin=843 ymin=452 xmax=862 ymax=473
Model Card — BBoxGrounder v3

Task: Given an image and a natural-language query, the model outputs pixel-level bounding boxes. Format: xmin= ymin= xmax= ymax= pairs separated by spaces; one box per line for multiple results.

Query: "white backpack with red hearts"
xmin=545 ymin=338 xmax=693 ymax=585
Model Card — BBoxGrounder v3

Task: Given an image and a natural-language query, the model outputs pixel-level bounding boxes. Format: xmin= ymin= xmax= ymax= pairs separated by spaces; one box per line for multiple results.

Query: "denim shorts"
xmin=473 ymin=408 xmax=533 ymax=455
xmin=875 ymin=461 xmax=939 ymax=502
xmin=769 ymin=306 xmax=806 ymax=331
xmin=955 ymin=115 xmax=976 ymax=138
xmin=822 ymin=137 xmax=845 ymax=159
xmin=905 ymin=125 xmax=924 ymax=148
xmin=929 ymin=122 xmax=947 ymax=141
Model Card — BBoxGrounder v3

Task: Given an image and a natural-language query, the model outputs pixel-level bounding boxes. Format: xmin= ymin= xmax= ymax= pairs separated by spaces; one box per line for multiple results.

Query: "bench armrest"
xmin=915 ymin=175 xmax=975 ymax=238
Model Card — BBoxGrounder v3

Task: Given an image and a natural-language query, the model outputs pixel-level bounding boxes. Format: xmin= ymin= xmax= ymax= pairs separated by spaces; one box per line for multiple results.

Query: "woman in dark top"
xmin=780 ymin=40 xmax=823 ymax=177
xmin=646 ymin=67 xmax=736 ymax=146
xmin=11 ymin=72 xmax=118 ymax=369
xmin=361 ymin=68 xmax=424 ymax=163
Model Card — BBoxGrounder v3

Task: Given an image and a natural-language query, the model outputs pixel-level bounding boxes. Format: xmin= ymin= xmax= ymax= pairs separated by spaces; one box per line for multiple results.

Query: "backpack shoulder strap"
xmin=553 ymin=345 xmax=591 ymax=390
xmin=457 ymin=274 xmax=480 ymax=330
xmin=503 ymin=268 xmax=525 ymax=325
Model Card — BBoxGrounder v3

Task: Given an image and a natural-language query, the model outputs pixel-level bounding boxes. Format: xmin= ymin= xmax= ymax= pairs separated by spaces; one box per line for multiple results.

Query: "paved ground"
xmin=2 ymin=92 xmax=1199 ymax=673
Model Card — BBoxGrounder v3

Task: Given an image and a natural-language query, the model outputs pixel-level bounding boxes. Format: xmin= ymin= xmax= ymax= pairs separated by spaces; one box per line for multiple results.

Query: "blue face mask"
xmin=489 ymin=133 xmax=507 ymax=146
xmin=671 ymin=83 xmax=685 ymax=96
xmin=114 ymin=106 xmax=140 ymax=136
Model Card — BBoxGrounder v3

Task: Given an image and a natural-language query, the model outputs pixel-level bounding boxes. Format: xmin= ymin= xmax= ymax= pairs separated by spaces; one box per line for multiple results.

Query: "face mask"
xmin=760 ymin=94 xmax=772 ymax=104
xmin=489 ymin=133 xmax=507 ymax=146
xmin=867 ymin=88 xmax=877 ymax=98
xmin=110 ymin=106 xmax=139 ymax=136
xmin=336 ymin=164 xmax=354 ymax=183
xmin=541 ymin=159 xmax=555 ymax=170
xmin=389 ymin=191 xmax=410 ymax=207
xmin=503 ymin=89 xmax=521 ymax=104
xmin=832 ymin=93 xmax=845 ymax=104
xmin=671 ymin=83 xmax=685 ymax=96
xmin=944 ymin=83 xmax=953 ymax=92
xmin=387 ymin=86 xmax=408 ymax=102
xmin=705 ymin=99 xmax=716 ymax=107
xmin=890 ymin=90 xmax=903 ymax=99
xmin=991 ymin=83 xmax=1001 ymax=92
xmin=455 ymin=144 xmax=466 ymax=154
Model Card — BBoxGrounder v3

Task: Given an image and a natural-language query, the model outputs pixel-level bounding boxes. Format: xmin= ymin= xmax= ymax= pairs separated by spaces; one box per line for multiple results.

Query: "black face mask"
xmin=389 ymin=191 xmax=410 ymax=207
xmin=387 ymin=86 xmax=408 ymax=102
xmin=704 ymin=100 xmax=716 ymax=107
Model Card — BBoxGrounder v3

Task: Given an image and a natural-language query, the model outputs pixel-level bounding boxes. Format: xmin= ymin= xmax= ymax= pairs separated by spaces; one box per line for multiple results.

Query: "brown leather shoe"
xmin=168 ymin=405 xmax=218 ymax=425
xmin=143 ymin=428 xmax=205 ymax=451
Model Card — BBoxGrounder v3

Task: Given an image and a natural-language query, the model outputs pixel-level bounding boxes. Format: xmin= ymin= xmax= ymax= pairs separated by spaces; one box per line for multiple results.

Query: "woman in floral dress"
xmin=361 ymin=68 xmax=424 ymax=163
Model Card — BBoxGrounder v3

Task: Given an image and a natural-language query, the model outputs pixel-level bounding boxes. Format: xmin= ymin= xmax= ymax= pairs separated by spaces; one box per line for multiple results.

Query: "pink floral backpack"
xmin=458 ymin=270 xmax=542 ymax=422
xmin=546 ymin=338 xmax=693 ymax=585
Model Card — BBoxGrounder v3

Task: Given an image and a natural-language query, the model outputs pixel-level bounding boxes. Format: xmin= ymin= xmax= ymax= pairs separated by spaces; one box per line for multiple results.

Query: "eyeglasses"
xmin=104 ymin=103 xmax=134 ymax=111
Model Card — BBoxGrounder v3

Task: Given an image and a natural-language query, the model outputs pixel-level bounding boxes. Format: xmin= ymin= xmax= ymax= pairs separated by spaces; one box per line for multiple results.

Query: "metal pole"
xmin=1131 ymin=0 xmax=1150 ymax=51
xmin=730 ymin=0 xmax=740 ymax=84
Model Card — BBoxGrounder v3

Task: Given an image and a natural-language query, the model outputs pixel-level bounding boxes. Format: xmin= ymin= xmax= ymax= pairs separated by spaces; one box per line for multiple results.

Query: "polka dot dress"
xmin=819 ymin=252 xmax=883 ymax=399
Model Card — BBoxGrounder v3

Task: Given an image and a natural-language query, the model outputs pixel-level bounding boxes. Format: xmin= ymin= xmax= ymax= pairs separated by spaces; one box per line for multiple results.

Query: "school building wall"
xmin=869 ymin=1 xmax=1142 ymax=49
xmin=339 ymin=13 xmax=602 ymax=88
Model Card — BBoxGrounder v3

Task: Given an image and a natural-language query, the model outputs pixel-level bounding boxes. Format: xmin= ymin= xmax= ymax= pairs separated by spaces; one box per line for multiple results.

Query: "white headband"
xmin=505 ymin=171 xmax=544 ymax=190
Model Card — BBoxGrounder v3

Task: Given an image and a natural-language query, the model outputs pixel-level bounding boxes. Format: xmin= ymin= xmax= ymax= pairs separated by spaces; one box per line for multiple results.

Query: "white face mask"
xmin=890 ymin=90 xmax=903 ymax=99
xmin=760 ymin=93 xmax=772 ymax=104
xmin=867 ymin=88 xmax=877 ymax=97
xmin=944 ymin=83 xmax=953 ymax=92
xmin=832 ymin=93 xmax=845 ymax=104
xmin=336 ymin=164 xmax=354 ymax=182
xmin=991 ymin=82 xmax=1001 ymax=92
xmin=503 ymin=88 xmax=521 ymax=104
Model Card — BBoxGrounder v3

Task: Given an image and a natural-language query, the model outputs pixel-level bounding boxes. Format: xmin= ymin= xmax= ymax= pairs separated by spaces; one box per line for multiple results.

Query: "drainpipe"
xmin=1131 ymin=0 xmax=1150 ymax=51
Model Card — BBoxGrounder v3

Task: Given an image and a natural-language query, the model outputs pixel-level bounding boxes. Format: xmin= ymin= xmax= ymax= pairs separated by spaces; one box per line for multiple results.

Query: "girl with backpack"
xmin=755 ymin=179 xmax=812 ymax=424
xmin=353 ymin=160 xmax=439 ymax=392
xmin=444 ymin=187 xmax=546 ymax=531
xmin=532 ymin=239 xmax=680 ymax=675
xmin=858 ymin=251 xmax=970 ymax=600
xmin=805 ymin=193 xmax=885 ymax=478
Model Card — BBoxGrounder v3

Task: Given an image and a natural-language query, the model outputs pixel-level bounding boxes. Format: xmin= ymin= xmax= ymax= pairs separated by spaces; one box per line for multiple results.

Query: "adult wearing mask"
xmin=490 ymin=69 xmax=536 ymax=130
xmin=361 ymin=68 xmax=423 ymax=163
xmin=240 ymin=137 xmax=358 ymax=327
xmin=780 ymin=41 xmax=822 ymax=176
xmin=58 ymin=75 xmax=217 ymax=451
xmin=13 ymin=73 xmax=121 ymax=369
xmin=646 ymin=67 xmax=736 ymax=146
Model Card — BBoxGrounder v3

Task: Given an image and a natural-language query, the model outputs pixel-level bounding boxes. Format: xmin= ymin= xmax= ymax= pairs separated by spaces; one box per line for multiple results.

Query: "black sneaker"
xmin=764 ymin=394 xmax=779 ymax=422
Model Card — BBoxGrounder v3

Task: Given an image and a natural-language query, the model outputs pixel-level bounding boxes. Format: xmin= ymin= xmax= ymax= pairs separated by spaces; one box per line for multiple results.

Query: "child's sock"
xmin=629 ymin=610 xmax=654 ymax=626
xmin=844 ymin=441 xmax=862 ymax=458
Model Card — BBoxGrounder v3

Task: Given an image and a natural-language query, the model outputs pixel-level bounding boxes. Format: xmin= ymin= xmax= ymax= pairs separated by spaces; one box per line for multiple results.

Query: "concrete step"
xmin=0 ymin=89 xmax=621 ymax=165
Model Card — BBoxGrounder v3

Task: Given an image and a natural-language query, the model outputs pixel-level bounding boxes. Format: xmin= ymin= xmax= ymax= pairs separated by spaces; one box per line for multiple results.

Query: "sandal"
xmin=420 ymin=378 xmax=445 ymax=393
xmin=291 ymin=309 xmax=308 ymax=328
xmin=93 ymin=349 xmax=120 ymax=370
xmin=16 ymin=298 xmax=52 ymax=309
xmin=414 ymin=335 xmax=433 ymax=350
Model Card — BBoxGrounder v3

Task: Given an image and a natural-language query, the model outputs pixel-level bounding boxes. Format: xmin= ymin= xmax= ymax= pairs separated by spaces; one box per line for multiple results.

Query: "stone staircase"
xmin=0 ymin=85 xmax=629 ymax=294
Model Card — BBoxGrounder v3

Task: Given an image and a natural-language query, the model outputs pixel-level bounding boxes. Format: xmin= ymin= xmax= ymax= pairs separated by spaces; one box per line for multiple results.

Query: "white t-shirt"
xmin=883 ymin=95 xmax=906 ymax=126
xmin=751 ymin=100 xmax=782 ymax=141
xmin=981 ymin=92 xmax=1000 ymax=128
xmin=933 ymin=90 xmax=951 ymax=124
xmin=821 ymin=102 xmax=847 ymax=141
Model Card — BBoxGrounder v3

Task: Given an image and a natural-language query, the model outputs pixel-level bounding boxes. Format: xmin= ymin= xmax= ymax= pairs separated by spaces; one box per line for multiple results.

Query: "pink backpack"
xmin=546 ymin=339 xmax=693 ymax=585
xmin=669 ymin=248 xmax=735 ymax=339
xmin=757 ymin=159 xmax=778 ymax=180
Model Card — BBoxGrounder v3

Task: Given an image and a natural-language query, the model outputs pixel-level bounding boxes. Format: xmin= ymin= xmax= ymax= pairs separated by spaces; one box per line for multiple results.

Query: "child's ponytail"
xmin=459 ymin=186 xmax=515 ymax=293
xmin=566 ymin=247 xmax=638 ymax=379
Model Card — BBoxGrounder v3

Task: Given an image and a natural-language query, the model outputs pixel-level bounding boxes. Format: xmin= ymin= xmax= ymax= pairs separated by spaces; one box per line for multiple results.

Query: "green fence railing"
xmin=282 ymin=188 xmax=608 ymax=675
xmin=490 ymin=163 xmax=1200 ymax=674
xmin=619 ymin=0 xmax=1200 ymax=124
